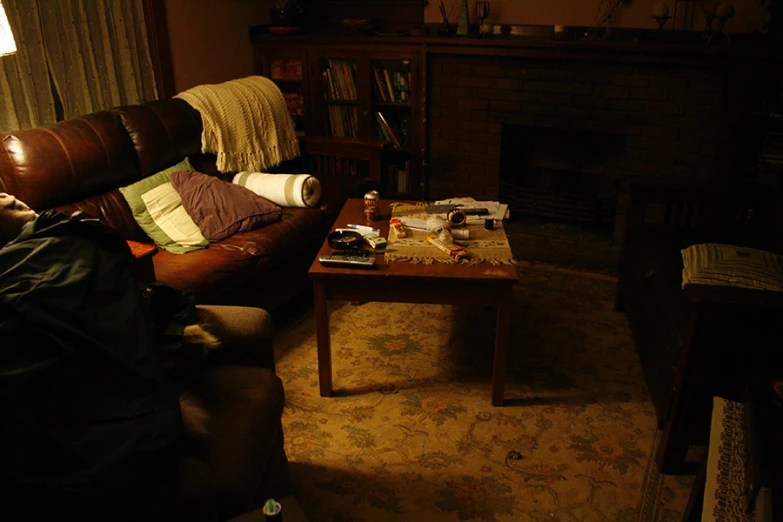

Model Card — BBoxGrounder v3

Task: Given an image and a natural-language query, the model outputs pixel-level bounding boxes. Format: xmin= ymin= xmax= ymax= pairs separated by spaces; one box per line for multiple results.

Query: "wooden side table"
xmin=126 ymin=240 xmax=157 ymax=284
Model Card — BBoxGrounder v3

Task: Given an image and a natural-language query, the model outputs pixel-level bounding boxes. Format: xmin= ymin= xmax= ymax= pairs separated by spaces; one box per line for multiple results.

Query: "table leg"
xmin=492 ymin=286 xmax=513 ymax=406
xmin=313 ymin=280 xmax=333 ymax=397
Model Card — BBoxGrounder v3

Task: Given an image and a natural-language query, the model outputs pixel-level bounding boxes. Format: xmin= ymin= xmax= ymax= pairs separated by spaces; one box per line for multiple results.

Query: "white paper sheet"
xmin=433 ymin=197 xmax=509 ymax=221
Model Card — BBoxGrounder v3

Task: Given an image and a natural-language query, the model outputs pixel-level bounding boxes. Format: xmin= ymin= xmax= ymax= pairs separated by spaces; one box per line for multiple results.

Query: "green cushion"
xmin=120 ymin=157 xmax=209 ymax=254
xmin=681 ymin=243 xmax=783 ymax=292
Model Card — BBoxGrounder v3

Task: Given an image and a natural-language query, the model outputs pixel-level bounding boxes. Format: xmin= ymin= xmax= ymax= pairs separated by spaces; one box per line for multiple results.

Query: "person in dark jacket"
xmin=0 ymin=192 xmax=198 ymax=520
xmin=0 ymin=192 xmax=38 ymax=246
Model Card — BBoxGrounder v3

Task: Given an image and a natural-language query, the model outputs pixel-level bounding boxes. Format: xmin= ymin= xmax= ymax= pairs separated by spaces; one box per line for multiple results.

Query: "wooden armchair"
xmin=295 ymin=136 xmax=388 ymax=209
xmin=298 ymin=136 xmax=386 ymax=186
xmin=615 ymin=180 xmax=783 ymax=473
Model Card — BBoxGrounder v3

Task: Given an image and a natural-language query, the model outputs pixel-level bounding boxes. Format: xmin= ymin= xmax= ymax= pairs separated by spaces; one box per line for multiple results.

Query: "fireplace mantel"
xmin=248 ymin=26 xmax=782 ymax=67
xmin=424 ymin=36 xmax=781 ymax=68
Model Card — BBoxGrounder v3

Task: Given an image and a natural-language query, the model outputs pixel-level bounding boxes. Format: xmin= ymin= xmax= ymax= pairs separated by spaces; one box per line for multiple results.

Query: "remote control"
xmin=318 ymin=254 xmax=377 ymax=269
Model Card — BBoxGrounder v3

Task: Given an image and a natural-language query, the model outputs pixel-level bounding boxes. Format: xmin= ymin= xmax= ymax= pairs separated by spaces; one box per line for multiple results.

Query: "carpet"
xmin=273 ymin=262 xmax=692 ymax=521
xmin=504 ymin=217 xmax=622 ymax=275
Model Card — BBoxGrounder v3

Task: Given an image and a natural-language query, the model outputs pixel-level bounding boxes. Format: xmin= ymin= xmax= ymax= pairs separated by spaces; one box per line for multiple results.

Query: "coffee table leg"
xmin=313 ymin=280 xmax=333 ymax=397
xmin=492 ymin=286 xmax=513 ymax=406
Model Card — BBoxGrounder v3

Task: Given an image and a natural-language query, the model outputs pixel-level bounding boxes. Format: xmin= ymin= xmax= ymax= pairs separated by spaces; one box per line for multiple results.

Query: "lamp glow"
xmin=0 ymin=1 xmax=17 ymax=57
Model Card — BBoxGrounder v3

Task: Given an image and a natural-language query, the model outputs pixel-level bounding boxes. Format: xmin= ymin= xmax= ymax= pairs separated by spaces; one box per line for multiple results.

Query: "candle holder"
xmin=653 ymin=14 xmax=672 ymax=30
xmin=709 ymin=2 xmax=735 ymax=45
xmin=475 ymin=2 xmax=491 ymax=37
xmin=709 ymin=11 xmax=733 ymax=45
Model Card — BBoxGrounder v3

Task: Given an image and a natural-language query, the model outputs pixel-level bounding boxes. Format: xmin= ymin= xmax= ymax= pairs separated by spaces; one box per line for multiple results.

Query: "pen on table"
xmin=346 ymin=224 xmax=380 ymax=235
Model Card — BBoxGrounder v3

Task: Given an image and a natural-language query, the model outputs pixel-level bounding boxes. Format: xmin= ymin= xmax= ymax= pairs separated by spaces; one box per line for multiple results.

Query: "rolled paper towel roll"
xmin=232 ymin=172 xmax=321 ymax=208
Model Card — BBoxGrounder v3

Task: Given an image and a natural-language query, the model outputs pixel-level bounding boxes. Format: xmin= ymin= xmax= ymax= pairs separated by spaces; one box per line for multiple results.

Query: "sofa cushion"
xmin=120 ymin=157 xmax=209 ymax=254
xmin=232 ymin=172 xmax=321 ymax=208
xmin=681 ymin=243 xmax=783 ymax=292
xmin=171 ymin=171 xmax=282 ymax=242
xmin=0 ymin=111 xmax=140 ymax=212
xmin=113 ymin=99 xmax=203 ymax=178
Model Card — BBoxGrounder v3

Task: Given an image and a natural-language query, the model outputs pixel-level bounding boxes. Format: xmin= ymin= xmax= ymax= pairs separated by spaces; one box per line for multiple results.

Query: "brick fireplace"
xmin=426 ymin=42 xmax=768 ymax=239
xmin=499 ymin=124 xmax=624 ymax=231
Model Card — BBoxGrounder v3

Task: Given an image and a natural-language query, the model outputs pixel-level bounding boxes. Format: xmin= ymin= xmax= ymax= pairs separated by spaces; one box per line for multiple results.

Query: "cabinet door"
xmin=254 ymin=46 xmax=309 ymax=135
xmin=310 ymin=52 xmax=360 ymax=139
xmin=366 ymin=48 xmax=424 ymax=199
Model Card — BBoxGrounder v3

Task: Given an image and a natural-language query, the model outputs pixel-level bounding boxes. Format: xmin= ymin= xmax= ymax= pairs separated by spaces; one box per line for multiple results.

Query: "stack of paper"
xmin=432 ymin=197 xmax=509 ymax=222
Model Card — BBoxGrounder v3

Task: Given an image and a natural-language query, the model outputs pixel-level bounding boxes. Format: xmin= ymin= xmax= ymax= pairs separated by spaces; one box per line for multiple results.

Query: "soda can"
xmin=364 ymin=190 xmax=380 ymax=222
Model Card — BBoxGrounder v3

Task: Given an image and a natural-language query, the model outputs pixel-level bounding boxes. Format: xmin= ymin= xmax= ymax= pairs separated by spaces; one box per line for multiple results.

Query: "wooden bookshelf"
xmin=251 ymin=36 xmax=426 ymax=199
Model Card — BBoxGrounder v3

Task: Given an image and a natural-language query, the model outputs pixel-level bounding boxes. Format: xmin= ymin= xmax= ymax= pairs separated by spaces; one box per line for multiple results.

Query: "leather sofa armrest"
xmin=684 ymin=283 xmax=783 ymax=307
xmin=195 ymin=305 xmax=276 ymax=371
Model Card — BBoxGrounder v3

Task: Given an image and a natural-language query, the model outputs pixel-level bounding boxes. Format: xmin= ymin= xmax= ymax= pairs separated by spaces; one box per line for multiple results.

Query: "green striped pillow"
xmin=681 ymin=243 xmax=783 ymax=292
xmin=120 ymin=157 xmax=209 ymax=254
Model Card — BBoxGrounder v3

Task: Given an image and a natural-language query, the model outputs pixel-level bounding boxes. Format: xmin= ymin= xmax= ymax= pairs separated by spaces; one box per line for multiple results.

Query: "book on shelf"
xmin=375 ymin=111 xmax=400 ymax=147
xmin=372 ymin=62 xmax=411 ymax=103
xmin=382 ymin=69 xmax=395 ymax=102
xmin=387 ymin=160 xmax=411 ymax=194
xmin=323 ymin=59 xmax=357 ymax=101
xmin=328 ymin=105 xmax=357 ymax=138
xmin=271 ymin=59 xmax=302 ymax=82
xmin=372 ymin=65 xmax=387 ymax=102
xmin=398 ymin=160 xmax=410 ymax=194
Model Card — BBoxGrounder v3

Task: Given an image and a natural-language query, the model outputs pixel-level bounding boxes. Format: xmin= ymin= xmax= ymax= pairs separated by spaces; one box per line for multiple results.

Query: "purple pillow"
xmin=171 ymin=170 xmax=282 ymax=241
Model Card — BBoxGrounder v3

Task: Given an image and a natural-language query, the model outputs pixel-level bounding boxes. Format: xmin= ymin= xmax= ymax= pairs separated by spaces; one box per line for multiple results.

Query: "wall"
xmin=425 ymin=0 xmax=770 ymax=33
xmin=162 ymin=1 xmax=770 ymax=94
xmin=165 ymin=0 xmax=271 ymax=93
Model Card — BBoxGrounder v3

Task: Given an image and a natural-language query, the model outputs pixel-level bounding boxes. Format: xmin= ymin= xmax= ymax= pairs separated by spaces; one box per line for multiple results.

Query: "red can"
xmin=364 ymin=190 xmax=380 ymax=222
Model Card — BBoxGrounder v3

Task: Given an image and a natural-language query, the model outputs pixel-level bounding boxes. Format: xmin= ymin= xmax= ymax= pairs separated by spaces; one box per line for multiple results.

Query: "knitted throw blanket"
xmin=175 ymin=76 xmax=300 ymax=173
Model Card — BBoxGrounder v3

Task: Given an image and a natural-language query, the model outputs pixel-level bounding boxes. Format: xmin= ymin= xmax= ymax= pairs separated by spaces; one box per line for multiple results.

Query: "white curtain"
xmin=0 ymin=0 xmax=157 ymax=131
xmin=41 ymin=0 xmax=157 ymax=119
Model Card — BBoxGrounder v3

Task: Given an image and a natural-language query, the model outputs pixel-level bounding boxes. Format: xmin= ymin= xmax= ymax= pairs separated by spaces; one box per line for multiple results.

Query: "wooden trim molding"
xmin=143 ymin=0 xmax=176 ymax=100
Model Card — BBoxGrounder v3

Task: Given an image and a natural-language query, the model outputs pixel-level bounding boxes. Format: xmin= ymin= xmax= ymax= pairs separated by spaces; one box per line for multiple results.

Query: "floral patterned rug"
xmin=273 ymin=262 xmax=692 ymax=521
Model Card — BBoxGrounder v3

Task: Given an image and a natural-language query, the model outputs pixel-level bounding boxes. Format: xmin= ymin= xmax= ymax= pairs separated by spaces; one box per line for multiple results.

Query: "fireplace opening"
xmin=499 ymin=124 xmax=626 ymax=235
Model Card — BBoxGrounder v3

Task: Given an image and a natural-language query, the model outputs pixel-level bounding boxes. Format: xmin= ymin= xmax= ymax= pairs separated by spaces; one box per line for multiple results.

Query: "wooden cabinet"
xmin=251 ymin=35 xmax=427 ymax=200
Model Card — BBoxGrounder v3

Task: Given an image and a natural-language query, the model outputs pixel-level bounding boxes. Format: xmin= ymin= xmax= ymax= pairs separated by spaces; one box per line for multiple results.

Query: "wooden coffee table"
xmin=308 ymin=199 xmax=518 ymax=406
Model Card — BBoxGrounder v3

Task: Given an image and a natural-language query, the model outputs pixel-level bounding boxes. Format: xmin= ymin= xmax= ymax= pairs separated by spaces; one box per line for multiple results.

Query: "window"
xmin=0 ymin=1 xmax=16 ymax=56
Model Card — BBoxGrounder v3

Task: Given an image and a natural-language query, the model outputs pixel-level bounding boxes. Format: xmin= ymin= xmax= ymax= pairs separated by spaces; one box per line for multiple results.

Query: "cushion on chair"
xmin=171 ymin=170 xmax=282 ymax=241
xmin=681 ymin=243 xmax=783 ymax=292
xmin=119 ymin=157 xmax=209 ymax=254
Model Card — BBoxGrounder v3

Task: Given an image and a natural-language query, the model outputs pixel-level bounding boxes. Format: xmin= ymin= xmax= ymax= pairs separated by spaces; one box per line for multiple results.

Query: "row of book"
xmin=327 ymin=105 xmax=357 ymax=138
xmin=322 ymin=59 xmax=357 ymax=101
xmin=387 ymin=160 xmax=411 ymax=195
xmin=375 ymin=112 xmax=410 ymax=149
xmin=372 ymin=62 xmax=410 ymax=103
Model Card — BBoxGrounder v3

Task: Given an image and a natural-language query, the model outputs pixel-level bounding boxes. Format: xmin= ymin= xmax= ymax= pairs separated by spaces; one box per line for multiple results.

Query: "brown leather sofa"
xmin=0 ymin=98 xmax=384 ymax=520
xmin=615 ymin=181 xmax=783 ymax=474
xmin=0 ymin=98 xmax=384 ymax=312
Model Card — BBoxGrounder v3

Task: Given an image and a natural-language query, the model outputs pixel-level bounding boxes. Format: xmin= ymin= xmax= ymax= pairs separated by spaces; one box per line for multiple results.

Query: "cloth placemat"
xmin=384 ymin=203 xmax=515 ymax=265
